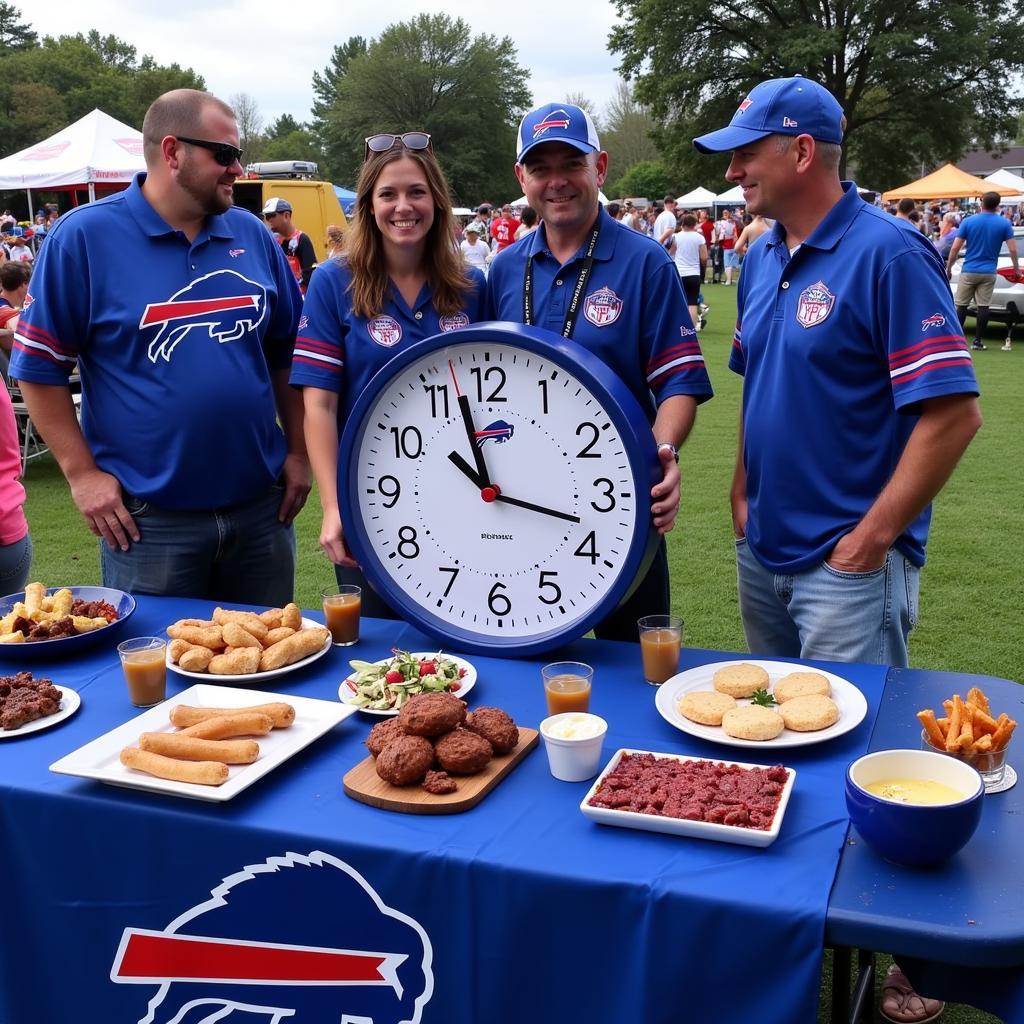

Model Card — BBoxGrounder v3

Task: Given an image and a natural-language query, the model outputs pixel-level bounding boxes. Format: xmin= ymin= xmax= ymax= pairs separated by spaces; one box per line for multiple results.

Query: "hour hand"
xmin=447 ymin=450 xmax=484 ymax=488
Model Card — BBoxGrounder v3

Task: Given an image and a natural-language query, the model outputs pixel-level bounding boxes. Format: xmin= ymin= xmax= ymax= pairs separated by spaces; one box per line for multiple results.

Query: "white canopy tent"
xmin=675 ymin=186 xmax=717 ymax=207
xmin=0 ymin=109 xmax=144 ymax=215
xmin=984 ymin=169 xmax=1024 ymax=205
xmin=715 ymin=185 xmax=747 ymax=205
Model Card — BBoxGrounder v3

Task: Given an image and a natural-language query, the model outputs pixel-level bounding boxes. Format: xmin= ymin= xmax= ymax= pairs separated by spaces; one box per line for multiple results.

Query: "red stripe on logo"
xmin=140 ymin=296 xmax=258 ymax=327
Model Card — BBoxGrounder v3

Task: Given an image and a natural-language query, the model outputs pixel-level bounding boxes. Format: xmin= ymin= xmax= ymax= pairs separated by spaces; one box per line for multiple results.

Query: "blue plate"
xmin=0 ymin=586 xmax=136 ymax=659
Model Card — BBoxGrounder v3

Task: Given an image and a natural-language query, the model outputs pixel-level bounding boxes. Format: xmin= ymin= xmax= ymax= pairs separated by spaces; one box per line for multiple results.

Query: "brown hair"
xmin=344 ymin=146 xmax=471 ymax=319
xmin=142 ymin=89 xmax=235 ymax=166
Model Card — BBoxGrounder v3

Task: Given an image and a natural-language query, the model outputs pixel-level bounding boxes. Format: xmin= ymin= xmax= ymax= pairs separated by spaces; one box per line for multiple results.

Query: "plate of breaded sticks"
xmin=165 ymin=605 xmax=332 ymax=683
xmin=655 ymin=659 xmax=868 ymax=749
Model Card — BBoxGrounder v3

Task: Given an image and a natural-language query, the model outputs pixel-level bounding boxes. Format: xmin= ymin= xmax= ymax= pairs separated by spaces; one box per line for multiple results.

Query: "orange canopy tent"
xmin=882 ymin=163 xmax=1023 ymax=201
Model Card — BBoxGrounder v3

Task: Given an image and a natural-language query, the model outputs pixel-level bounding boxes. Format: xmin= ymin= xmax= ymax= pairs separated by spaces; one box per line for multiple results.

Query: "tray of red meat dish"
xmin=580 ymin=749 xmax=796 ymax=847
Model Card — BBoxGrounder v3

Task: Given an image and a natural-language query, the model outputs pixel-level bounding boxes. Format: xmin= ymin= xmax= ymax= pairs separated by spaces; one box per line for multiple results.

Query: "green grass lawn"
xmin=18 ymin=281 xmax=1016 ymax=1023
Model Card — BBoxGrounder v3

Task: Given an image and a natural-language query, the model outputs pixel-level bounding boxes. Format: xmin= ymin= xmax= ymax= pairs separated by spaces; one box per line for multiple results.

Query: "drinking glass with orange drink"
xmin=637 ymin=615 xmax=683 ymax=685
xmin=542 ymin=662 xmax=593 ymax=715
xmin=322 ymin=586 xmax=361 ymax=646
xmin=118 ymin=637 xmax=167 ymax=707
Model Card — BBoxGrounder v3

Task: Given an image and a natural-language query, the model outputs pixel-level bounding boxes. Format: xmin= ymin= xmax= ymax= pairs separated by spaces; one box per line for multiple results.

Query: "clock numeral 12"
xmin=470 ymin=366 xmax=507 ymax=403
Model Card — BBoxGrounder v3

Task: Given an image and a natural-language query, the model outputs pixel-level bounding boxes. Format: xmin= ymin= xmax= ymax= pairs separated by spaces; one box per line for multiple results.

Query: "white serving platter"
xmin=580 ymin=747 xmax=796 ymax=847
xmin=339 ymin=652 xmax=477 ymax=715
xmin=49 ymin=683 xmax=356 ymax=802
xmin=0 ymin=685 xmax=80 ymax=738
xmin=655 ymin=659 xmax=868 ymax=749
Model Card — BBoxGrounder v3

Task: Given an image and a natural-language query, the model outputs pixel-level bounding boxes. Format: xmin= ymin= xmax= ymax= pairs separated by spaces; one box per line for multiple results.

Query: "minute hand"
xmin=493 ymin=493 xmax=580 ymax=523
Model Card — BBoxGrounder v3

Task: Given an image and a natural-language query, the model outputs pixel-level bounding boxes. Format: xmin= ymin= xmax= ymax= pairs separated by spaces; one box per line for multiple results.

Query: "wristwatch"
xmin=657 ymin=442 xmax=679 ymax=463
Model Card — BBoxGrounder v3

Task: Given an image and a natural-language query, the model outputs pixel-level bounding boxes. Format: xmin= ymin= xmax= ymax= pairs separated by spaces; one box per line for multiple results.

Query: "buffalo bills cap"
xmin=693 ymin=76 xmax=844 ymax=153
xmin=261 ymin=197 xmax=292 ymax=214
xmin=516 ymin=102 xmax=600 ymax=163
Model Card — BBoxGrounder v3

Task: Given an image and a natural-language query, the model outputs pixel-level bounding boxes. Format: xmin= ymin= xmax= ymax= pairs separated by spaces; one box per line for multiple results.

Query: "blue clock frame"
xmin=337 ymin=321 xmax=662 ymax=657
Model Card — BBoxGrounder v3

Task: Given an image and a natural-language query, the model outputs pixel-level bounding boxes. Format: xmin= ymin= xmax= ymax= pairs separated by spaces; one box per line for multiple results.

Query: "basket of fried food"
xmin=166 ymin=604 xmax=330 ymax=679
xmin=917 ymin=686 xmax=1017 ymax=776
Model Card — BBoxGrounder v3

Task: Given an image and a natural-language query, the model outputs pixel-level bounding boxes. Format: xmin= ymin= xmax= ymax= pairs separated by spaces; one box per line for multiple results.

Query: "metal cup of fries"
xmin=917 ymin=686 xmax=1016 ymax=792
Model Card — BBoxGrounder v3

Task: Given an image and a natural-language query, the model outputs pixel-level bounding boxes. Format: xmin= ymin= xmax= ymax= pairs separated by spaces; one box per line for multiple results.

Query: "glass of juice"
xmin=637 ymin=615 xmax=683 ymax=686
xmin=323 ymin=585 xmax=361 ymax=646
xmin=542 ymin=661 xmax=593 ymax=715
xmin=118 ymin=637 xmax=167 ymax=708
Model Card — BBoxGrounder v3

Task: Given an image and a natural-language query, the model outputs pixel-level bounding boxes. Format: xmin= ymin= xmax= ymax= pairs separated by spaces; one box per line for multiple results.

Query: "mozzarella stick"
xmin=139 ymin=732 xmax=259 ymax=764
xmin=120 ymin=747 xmax=229 ymax=786
xmin=180 ymin=712 xmax=274 ymax=740
xmin=169 ymin=702 xmax=296 ymax=729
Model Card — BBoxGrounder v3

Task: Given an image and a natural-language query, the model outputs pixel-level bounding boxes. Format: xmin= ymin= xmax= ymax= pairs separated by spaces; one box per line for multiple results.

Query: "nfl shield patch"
xmin=795 ymin=281 xmax=835 ymax=329
xmin=368 ymin=316 xmax=402 ymax=347
xmin=584 ymin=286 xmax=623 ymax=327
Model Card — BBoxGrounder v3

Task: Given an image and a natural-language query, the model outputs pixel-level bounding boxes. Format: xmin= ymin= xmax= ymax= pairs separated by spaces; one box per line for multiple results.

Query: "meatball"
xmin=422 ymin=770 xmax=458 ymax=795
xmin=365 ymin=717 xmax=404 ymax=758
xmin=398 ymin=692 xmax=467 ymax=737
xmin=375 ymin=735 xmax=435 ymax=786
xmin=465 ymin=707 xmax=519 ymax=754
xmin=434 ymin=727 xmax=493 ymax=775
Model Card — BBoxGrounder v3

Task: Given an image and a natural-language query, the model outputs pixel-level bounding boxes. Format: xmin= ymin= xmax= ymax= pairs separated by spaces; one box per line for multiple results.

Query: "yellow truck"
xmin=232 ymin=162 xmax=348 ymax=263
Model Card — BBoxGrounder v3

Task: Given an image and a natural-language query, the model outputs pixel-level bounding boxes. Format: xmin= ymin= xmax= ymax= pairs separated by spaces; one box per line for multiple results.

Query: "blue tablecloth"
xmin=0 ymin=596 xmax=887 ymax=1024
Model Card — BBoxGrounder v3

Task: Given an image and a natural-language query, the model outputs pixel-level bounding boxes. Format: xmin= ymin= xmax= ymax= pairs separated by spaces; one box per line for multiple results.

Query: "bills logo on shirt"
xmin=228 ymin=249 xmax=246 ymax=257
xmin=921 ymin=313 xmax=946 ymax=331
xmin=584 ymin=286 xmax=623 ymax=327
xmin=368 ymin=316 xmax=403 ymax=347
xmin=795 ymin=281 xmax=835 ymax=329
xmin=298 ymin=315 xmax=309 ymax=331
xmin=439 ymin=313 xmax=470 ymax=332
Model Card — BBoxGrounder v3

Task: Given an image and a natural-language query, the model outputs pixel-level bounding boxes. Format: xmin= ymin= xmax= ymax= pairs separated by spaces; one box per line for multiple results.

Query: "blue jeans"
xmin=735 ymin=538 xmax=920 ymax=668
xmin=101 ymin=486 xmax=295 ymax=606
xmin=0 ymin=533 xmax=32 ymax=594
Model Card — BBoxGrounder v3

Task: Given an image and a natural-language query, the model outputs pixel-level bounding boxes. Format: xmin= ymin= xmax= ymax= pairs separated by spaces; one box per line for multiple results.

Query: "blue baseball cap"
xmin=516 ymin=102 xmax=600 ymax=163
xmin=693 ymin=76 xmax=844 ymax=153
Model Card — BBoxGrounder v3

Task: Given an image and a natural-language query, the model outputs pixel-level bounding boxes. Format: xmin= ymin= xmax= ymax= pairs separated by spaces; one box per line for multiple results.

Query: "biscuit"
xmin=721 ymin=705 xmax=784 ymax=741
xmin=778 ymin=694 xmax=839 ymax=732
xmin=679 ymin=690 xmax=737 ymax=726
xmin=773 ymin=671 xmax=832 ymax=703
xmin=713 ymin=663 xmax=770 ymax=698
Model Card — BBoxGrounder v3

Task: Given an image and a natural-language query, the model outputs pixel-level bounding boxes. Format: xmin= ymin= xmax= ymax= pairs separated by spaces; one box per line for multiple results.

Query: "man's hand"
xmin=825 ymin=531 xmax=888 ymax=573
xmin=277 ymin=452 xmax=311 ymax=525
xmin=68 ymin=468 xmax=139 ymax=551
xmin=318 ymin=505 xmax=358 ymax=568
xmin=730 ymin=493 xmax=748 ymax=539
xmin=651 ymin=445 xmax=681 ymax=534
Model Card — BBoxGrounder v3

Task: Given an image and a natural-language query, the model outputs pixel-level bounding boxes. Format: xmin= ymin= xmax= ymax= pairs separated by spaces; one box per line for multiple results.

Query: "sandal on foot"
xmin=879 ymin=965 xmax=944 ymax=1024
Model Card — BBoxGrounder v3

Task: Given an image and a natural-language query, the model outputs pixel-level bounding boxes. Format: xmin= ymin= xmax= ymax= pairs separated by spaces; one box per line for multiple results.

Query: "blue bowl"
xmin=0 ymin=586 xmax=136 ymax=660
xmin=846 ymin=749 xmax=984 ymax=867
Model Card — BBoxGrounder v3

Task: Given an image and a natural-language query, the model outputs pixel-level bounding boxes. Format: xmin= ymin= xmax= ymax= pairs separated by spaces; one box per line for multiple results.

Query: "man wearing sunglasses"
xmin=11 ymin=88 xmax=310 ymax=606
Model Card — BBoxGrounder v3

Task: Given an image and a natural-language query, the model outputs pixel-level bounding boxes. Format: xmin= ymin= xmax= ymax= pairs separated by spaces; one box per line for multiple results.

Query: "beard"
xmin=177 ymin=153 xmax=234 ymax=216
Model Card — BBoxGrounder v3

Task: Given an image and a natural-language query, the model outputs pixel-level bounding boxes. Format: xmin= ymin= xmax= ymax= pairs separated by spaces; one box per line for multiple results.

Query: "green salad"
xmin=345 ymin=648 xmax=467 ymax=710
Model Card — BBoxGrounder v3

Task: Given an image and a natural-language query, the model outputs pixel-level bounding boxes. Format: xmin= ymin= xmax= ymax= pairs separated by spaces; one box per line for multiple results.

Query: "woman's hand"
xmin=320 ymin=506 xmax=358 ymax=567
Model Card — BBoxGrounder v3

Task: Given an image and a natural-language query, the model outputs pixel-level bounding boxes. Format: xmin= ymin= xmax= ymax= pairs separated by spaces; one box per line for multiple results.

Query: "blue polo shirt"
xmin=11 ymin=173 xmax=303 ymax=509
xmin=956 ymin=211 xmax=1013 ymax=274
xmin=732 ymin=182 xmax=978 ymax=572
xmin=289 ymin=259 xmax=486 ymax=421
xmin=487 ymin=206 xmax=713 ymax=421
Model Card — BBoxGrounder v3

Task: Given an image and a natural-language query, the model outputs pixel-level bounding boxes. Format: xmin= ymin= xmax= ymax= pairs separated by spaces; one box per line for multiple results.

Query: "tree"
xmin=267 ymin=114 xmax=302 ymax=140
xmin=614 ymin=159 xmax=671 ymax=201
xmin=609 ymin=0 xmax=1024 ymax=191
xmin=311 ymin=36 xmax=369 ymax=153
xmin=0 ymin=2 xmax=35 ymax=50
xmin=316 ymin=15 xmax=531 ymax=200
xmin=601 ymin=78 xmax=659 ymax=194
xmin=230 ymin=92 xmax=266 ymax=164
xmin=565 ymin=91 xmax=601 ymax=131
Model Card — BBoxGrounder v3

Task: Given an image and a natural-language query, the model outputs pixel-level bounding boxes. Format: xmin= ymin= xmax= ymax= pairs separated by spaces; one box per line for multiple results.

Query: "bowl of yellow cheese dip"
xmin=846 ymin=749 xmax=984 ymax=866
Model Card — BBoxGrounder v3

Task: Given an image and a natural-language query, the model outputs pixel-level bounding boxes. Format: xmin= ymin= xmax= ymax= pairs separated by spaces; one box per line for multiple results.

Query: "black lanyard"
xmin=522 ymin=221 xmax=602 ymax=339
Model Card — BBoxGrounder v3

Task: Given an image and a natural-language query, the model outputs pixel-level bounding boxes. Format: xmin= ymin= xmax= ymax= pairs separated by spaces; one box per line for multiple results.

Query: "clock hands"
xmin=448 ymin=359 xmax=492 ymax=487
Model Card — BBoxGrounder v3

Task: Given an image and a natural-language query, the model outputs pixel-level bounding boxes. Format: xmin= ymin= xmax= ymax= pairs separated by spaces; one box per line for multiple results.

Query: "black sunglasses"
xmin=363 ymin=132 xmax=432 ymax=161
xmin=175 ymin=136 xmax=243 ymax=167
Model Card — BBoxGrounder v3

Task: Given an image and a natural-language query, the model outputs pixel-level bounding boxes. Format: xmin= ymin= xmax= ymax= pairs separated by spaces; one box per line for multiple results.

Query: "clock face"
xmin=339 ymin=324 xmax=659 ymax=655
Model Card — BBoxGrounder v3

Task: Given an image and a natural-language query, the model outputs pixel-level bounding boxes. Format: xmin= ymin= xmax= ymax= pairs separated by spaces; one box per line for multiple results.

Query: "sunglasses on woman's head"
xmin=175 ymin=136 xmax=243 ymax=167
xmin=363 ymin=132 xmax=432 ymax=161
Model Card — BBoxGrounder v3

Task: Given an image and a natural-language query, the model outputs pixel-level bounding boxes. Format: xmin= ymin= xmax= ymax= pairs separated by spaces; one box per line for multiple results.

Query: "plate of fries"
xmin=0 ymin=585 xmax=135 ymax=658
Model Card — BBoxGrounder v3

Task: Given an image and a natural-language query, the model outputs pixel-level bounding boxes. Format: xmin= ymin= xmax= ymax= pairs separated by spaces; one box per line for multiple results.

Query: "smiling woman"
xmin=287 ymin=135 xmax=488 ymax=619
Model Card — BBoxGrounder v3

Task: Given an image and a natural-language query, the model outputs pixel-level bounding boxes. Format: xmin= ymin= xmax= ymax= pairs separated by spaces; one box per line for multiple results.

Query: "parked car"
xmin=948 ymin=226 xmax=1024 ymax=335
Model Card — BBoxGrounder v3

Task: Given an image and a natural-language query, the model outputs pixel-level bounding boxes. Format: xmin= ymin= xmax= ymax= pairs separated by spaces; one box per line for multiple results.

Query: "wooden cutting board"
xmin=343 ymin=728 xmax=539 ymax=814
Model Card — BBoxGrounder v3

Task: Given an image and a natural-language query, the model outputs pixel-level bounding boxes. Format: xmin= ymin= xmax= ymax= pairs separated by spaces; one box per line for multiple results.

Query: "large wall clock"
xmin=338 ymin=322 xmax=661 ymax=656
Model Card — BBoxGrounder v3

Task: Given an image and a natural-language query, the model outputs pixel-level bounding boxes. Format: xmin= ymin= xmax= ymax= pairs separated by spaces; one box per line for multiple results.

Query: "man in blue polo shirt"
xmin=694 ymin=76 xmax=981 ymax=671
xmin=487 ymin=102 xmax=714 ymax=641
xmin=11 ymin=89 xmax=309 ymax=604
xmin=945 ymin=190 xmax=1019 ymax=351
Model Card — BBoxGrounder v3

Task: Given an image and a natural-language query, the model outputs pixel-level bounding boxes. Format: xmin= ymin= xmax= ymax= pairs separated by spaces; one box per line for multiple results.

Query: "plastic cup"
xmin=540 ymin=713 xmax=608 ymax=782
xmin=323 ymin=586 xmax=361 ymax=646
xmin=637 ymin=615 xmax=683 ymax=685
xmin=542 ymin=662 xmax=593 ymax=715
xmin=118 ymin=637 xmax=167 ymax=708
xmin=921 ymin=729 xmax=1008 ymax=792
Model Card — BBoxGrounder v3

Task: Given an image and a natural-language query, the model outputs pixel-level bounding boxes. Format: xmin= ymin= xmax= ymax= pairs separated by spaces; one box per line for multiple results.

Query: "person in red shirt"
xmin=490 ymin=204 xmax=521 ymax=251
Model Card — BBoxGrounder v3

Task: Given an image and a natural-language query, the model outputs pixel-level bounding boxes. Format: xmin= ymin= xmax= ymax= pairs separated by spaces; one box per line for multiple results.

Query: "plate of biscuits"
xmin=655 ymin=659 xmax=868 ymax=749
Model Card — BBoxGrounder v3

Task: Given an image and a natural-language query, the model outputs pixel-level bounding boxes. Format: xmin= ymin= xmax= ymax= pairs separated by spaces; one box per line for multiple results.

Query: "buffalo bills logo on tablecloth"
xmin=368 ymin=316 xmax=403 ymax=347
xmin=438 ymin=313 xmax=469 ymax=332
xmin=584 ymin=286 xmax=623 ymax=327
xmin=921 ymin=313 xmax=946 ymax=331
xmin=110 ymin=850 xmax=434 ymax=1024
xmin=140 ymin=270 xmax=267 ymax=363
xmin=795 ymin=281 xmax=835 ymax=329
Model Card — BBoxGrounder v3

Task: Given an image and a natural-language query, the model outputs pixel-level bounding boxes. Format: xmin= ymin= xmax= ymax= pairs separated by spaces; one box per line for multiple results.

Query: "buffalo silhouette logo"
xmin=141 ymin=270 xmax=267 ymax=363
xmin=110 ymin=850 xmax=434 ymax=1024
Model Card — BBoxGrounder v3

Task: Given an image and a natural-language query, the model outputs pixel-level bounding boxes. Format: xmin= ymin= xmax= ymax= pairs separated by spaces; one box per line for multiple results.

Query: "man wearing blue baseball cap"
xmin=487 ymin=101 xmax=714 ymax=641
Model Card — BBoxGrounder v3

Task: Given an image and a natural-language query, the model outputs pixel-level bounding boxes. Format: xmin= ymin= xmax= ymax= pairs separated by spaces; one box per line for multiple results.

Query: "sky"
xmin=26 ymin=1 xmax=627 ymax=128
